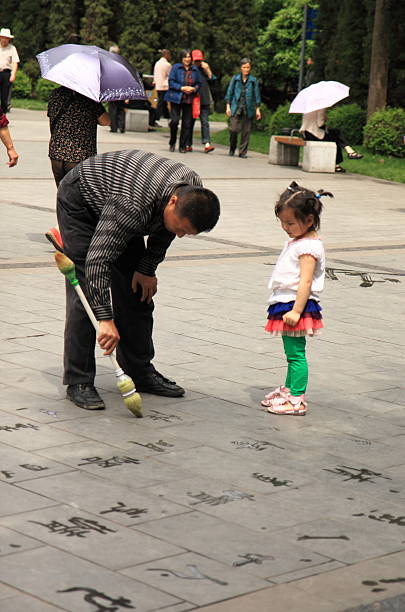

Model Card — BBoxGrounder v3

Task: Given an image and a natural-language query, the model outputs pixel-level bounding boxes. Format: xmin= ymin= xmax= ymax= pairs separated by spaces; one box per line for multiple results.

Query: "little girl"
xmin=261 ymin=181 xmax=333 ymax=416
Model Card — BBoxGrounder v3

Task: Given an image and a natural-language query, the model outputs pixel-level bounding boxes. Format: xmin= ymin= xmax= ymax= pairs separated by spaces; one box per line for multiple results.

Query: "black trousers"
xmin=0 ymin=70 xmax=11 ymax=114
xmin=56 ymin=170 xmax=155 ymax=386
xmin=50 ymin=159 xmax=78 ymax=187
xmin=169 ymin=102 xmax=193 ymax=149
xmin=108 ymin=101 xmax=126 ymax=132
xmin=156 ymin=90 xmax=169 ymax=120
xmin=302 ymin=129 xmax=346 ymax=165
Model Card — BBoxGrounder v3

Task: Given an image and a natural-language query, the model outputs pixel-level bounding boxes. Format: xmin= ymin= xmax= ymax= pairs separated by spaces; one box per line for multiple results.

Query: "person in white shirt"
xmin=261 ymin=181 xmax=333 ymax=415
xmin=300 ymin=108 xmax=363 ymax=173
xmin=153 ymin=49 xmax=171 ymax=123
xmin=0 ymin=28 xmax=19 ymax=113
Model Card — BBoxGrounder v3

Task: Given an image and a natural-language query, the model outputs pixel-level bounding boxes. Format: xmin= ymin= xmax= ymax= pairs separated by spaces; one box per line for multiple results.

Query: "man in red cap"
xmin=190 ymin=49 xmax=215 ymax=153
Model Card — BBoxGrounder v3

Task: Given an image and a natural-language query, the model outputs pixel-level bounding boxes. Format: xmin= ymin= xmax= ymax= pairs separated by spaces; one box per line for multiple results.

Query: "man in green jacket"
xmin=225 ymin=58 xmax=261 ymax=158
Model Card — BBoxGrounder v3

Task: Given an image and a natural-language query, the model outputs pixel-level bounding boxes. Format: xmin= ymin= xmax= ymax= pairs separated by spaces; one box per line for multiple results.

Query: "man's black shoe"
xmin=239 ymin=153 xmax=247 ymax=158
xmin=228 ymin=149 xmax=235 ymax=156
xmin=136 ymin=372 xmax=185 ymax=397
xmin=67 ymin=384 xmax=105 ymax=410
xmin=169 ymin=144 xmax=175 ymax=152
xmin=179 ymin=148 xmax=186 ymax=153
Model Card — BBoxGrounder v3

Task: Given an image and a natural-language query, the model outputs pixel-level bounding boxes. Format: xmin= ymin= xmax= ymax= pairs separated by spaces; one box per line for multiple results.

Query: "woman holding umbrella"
xmin=45 ymin=86 xmax=110 ymax=250
xmin=290 ymin=81 xmax=363 ymax=173
xmin=36 ymin=43 xmax=146 ymax=251
xmin=300 ymin=108 xmax=362 ymax=173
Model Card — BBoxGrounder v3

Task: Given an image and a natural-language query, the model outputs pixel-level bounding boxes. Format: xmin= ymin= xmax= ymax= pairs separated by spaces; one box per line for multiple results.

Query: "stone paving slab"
xmin=18 ymin=470 xmax=192 ymax=526
xmin=120 ymin=551 xmax=268 ymax=606
xmin=0 ymin=504 xmax=185 ymax=569
xmin=1 ymin=546 xmax=184 ymax=611
xmin=1 ymin=108 xmax=405 ymax=611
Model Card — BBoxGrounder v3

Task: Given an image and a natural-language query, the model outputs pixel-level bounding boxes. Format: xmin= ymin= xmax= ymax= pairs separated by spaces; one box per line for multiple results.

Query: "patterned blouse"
xmin=47 ymin=87 xmax=105 ymax=163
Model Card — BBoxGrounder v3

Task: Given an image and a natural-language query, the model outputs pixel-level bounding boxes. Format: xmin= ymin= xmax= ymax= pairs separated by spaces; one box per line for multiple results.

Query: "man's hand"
xmin=97 ymin=319 xmax=120 ymax=355
xmin=282 ymin=310 xmax=301 ymax=327
xmin=132 ymin=271 xmax=158 ymax=303
xmin=225 ymin=104 xmax=231 ymax=117
xmin=256 ymin=107 xmax=261 ymax=120
xmin=6 ymin=146 xmax=18 ymax=167
xmin=181 ymin=86 xmax=195 ymax=94
xmin=9 ymin=74 xmax=16 ymax=83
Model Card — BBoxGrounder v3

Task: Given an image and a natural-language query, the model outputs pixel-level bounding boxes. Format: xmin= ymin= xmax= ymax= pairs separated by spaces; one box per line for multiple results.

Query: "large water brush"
xmin=54 ymin=252 xmax=142 ymax=417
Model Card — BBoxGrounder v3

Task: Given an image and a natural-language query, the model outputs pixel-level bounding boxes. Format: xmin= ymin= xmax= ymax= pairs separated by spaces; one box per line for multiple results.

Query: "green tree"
xmin=80 ymin=0 xmax=112 ymax=48
xmin=47 ymin=0 xmax=81 ymax=47
xmin=202 ymin=0 xmax=258 ymax=89
xmin=255 ymin=0 xmax=315 ymax=96
xmin=119 ymin=0 xmax=158 ymax=74
xmin=10 ymin=0 xmax=50 ymax=62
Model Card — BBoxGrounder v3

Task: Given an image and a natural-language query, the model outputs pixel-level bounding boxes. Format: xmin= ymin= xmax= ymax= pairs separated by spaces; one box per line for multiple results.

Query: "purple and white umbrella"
xmin=289 ymin=81 xmax=350 ymax=114
xmin=36 ymin=44 xmax=146 ymax=103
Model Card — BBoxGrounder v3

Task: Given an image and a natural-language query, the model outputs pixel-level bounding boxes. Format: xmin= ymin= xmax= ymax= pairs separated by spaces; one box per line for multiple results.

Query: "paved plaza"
xmin=0 ymin=109 xmax=405 ymax=612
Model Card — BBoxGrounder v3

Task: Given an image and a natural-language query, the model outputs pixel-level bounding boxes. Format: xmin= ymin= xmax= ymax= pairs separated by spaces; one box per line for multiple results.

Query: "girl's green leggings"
xmin=282 ymin=335 xmax=308 ymax=396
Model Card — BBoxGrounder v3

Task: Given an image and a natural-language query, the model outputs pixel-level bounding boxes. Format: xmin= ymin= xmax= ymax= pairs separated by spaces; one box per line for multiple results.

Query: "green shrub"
xmin=35 ymin=78 xmax=59 ymax=101
xmin=22 ymin=59 xmax=41 ymax=83
xmin=268 ymin=103 xmax=301 ymax=136
xmin=253 ymin=103 xmax=271 ymax=131
xmin=327 ymin=103 xmax=366 ymax=146
xmin=13 ymin=70 xmax=32 ymax=98
xmin=364 ymin=107 xmax=405 ymax=158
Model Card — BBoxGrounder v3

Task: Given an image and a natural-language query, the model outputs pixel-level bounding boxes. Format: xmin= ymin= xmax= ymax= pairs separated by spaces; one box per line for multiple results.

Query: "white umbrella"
xmin=289 ymin=81 xmax=349 ymax=114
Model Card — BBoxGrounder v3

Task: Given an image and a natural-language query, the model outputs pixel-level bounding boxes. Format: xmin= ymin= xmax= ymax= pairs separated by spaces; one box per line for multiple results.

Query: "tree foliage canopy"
xmin=1 ymin=0 xmax=403 ymax=110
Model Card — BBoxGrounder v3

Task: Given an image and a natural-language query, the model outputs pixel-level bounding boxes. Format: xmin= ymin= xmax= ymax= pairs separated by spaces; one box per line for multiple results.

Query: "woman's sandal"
xmin=266 ymin=394 xmax=307 ymax=416
xmin=347 ymin=152 xmax=363 ymax=160
xmin=335 ymin=165 xmax=346 ymax=173
xmin=261 ymin=386 xmax=290 ymax=408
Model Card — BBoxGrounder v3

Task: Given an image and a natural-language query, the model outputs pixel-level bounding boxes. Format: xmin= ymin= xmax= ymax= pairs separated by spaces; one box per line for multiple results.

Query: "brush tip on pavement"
xmin=117 ymin=375 xmax=143 ymax=417
xmin=123 ymin=392 xmax=143 ymax=417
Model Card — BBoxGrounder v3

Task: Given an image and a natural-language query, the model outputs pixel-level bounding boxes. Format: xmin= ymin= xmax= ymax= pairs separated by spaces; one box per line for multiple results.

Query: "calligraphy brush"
xmin=54 ymin=252 xmax=142 ymax=417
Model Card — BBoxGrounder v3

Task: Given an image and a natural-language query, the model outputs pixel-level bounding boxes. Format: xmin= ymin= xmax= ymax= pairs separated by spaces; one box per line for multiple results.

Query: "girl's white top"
xmin=268 ymin=237 xmax=325 ymax=304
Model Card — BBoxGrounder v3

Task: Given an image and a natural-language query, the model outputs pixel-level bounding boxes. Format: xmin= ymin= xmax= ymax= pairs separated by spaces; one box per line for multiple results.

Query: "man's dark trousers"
xmin=56 ymin=170 xmax=155 ymax=386
xmin=0 ymin=69 xmax=11 ymax=114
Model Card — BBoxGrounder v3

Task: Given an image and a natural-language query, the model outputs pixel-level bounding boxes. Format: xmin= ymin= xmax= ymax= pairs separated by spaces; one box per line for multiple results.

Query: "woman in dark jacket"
xmin=164 ymin=49 xmax=201 ymax=153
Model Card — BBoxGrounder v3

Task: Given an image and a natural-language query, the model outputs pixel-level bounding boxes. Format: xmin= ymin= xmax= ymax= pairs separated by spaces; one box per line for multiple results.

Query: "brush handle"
xmin=73 ymin=284 xmax=120 ymax=372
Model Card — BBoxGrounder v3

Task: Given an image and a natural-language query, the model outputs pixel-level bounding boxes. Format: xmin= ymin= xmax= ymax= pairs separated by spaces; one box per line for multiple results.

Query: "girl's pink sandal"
xmin=261 ymin=385 xmax=290 ymax=408
xmin=266 ymin=394 xmax=307 ymax=416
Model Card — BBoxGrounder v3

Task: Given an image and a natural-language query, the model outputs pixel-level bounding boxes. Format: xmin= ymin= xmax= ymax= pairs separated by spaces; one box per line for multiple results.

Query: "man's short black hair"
xmin=174 ymin=185 xmax=220 ymax=232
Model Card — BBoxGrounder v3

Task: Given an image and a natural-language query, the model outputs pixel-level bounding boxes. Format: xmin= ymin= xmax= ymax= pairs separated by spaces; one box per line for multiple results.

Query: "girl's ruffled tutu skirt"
xmin=265 ymin=299 xmax=323 ymax=337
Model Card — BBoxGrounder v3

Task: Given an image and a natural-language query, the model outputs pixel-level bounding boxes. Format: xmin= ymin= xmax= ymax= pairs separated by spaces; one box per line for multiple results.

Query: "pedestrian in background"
xmin=165 ymin=49 xmax=201 ymax=153
xmin=0 ymin=107 xmax=18 ymax=166
xmin=108 ymin=45 xmax=126 ymax=133
xmin=0 ymin=28 xmax=19 ymax=114
xmin=189 ymin=49 xmax=215 ymax=153
xmin=153 ymin=48 xmax=171 ymax=124
xmin=45 ymin=86 xmax=110 ymax=251
xmin=225 ymin=57 xmax=261 ymax=158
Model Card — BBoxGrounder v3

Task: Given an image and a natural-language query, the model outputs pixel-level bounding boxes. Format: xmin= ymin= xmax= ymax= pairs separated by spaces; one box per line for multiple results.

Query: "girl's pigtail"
xmin=316 ymin=189 xmax=334 ymax=199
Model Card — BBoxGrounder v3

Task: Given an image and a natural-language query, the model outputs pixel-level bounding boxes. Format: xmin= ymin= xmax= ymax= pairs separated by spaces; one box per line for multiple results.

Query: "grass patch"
xmin=212 ymin=130 xmax=405 ymax=183
xmin=212 ymin=127 xmax=270 ymax=155
xmin=11 ymin=98 xmax=48 ymax=110
xmin=341 ymin=145 xmax=405 ymax=184
xmin=209 ymin=112 xmax=227 ymax=122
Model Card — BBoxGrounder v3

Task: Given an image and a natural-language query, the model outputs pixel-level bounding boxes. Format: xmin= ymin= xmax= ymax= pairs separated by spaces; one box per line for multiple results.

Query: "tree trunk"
xmin=367 ymin=0 xmax=388 ymax=118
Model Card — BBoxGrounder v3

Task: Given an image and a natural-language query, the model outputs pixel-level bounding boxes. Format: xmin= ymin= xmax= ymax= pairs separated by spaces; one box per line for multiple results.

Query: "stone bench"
xmin=125 ymin=109 xmax=149 ymax=132
xmin=269 ymin=135 xmax=337 ymax=172
xmin=302 ymin=140 xmax=337 ymax=173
